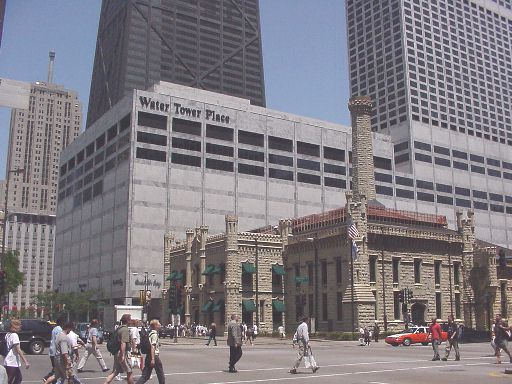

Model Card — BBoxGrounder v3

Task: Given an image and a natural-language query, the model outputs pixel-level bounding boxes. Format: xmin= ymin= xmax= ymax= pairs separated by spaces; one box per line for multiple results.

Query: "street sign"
xmin=295 ymin=276 xmax=309 ymax=283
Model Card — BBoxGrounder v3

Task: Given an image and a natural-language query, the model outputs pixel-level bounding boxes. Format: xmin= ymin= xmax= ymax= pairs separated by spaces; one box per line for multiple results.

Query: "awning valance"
xmin=212 ymin=299 xmax=225 ymax=312
xmin=201 ymin=301 xmax=213 ymax=313
xmin=242 ymin=262 xmax=256 ymax=274
xmin=166 ymin=271 xmax=184 ymax=281
xmin=272 ymin=264 xmax=285 ymax=276
xmin=212 ymin=265 xmax=223 ymax=274
xmin=272 ymin=299 xmax=285 ymax=312
xmin=202 ymin=265 xmax=215 ymax=275
xmin=242 ymin=299 xmax=256 ymax=312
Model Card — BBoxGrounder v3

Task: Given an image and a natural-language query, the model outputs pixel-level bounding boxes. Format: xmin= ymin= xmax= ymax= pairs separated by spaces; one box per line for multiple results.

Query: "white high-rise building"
xmin=347 ymin=0 xmax=512 ymax=247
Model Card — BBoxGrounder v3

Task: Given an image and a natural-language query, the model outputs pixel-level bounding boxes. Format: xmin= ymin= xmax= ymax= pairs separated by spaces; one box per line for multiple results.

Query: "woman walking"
xmin=3 ymin=319 xmax=30 ymax=384
xmin=77 ymin=319 xmax=109 ymax=372
xmin=206 ymin=323 xmax=217 ymax=346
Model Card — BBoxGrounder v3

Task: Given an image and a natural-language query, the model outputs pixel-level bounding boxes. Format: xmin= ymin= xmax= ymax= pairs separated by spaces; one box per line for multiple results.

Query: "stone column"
xmin=458 ymin=210 xmax=476 ymax=329
xmin=224 ymin=215 xmax=240 ymax=333
xmin=348 ymin=96 xmax=376 ymax=202
xmin=199 ymin=225 xmax=209 ymax=287
xmin=278 ymin=219 xmax=292 ymax=330
xmin=184 ymin=229 xmax=194 ymax=326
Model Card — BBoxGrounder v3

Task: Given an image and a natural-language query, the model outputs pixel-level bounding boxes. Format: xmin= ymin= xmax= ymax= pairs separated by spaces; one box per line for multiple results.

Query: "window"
xmin=416 ymin=179 xmax=434 ymax=190
xmin=172 ymin=137 xmax=201 ymax=152
xmin=238 ymin=130 xmax=264 ymax=146
xmin=394 ymin=291 xmax=401 ymax=319
xmin=206 ymin=143 xmax=234 ymax=157
xmin=269 ymin=168 xmax=293 ymax=181
xmin=324 ymin=177 xmax=346 ymax=189
xmin=414 ymin=141 xmax=431 ymax=151
xmin=138 ymin=111 xmax=167 ymax=130
xmin=336 ymin=257 xmax=342 ymax=284
xmin=375 ymin=172 xmax=392 ymax=183
xmin=436 ymin=183 xmax=452 ymax=193
xmin=455 ymin=187 xmax=470 ymax=196
xmin=269 ymin=153 xmax=293 ymax=166
xmin=298 ymin=173 xmax=321 ymax=185
xmin=414 ymin=259 xmax=421 ymax=283
xmin=107 ymin=124 xmax=118 ymax=141
xmin=452 ymin=149 xmax=468 ymax=159
xmin=297 ymin=159 xmax=320 ymax=171
xmin=136 ymin=147 xmax=167 ymax=162
xmin=324 ymin=146 xmax=345 ymax=161
xmin=392 ymin=258 xmax=399 ymax=283
xmin=415 ymin=153 xmax=432 ymax=163
xmin=434 ymin=145 xmax=450 ymax=155
xmin=501 ymin=282 xmax=508 ymax=318
xmin=434 ymin=261 xmax=441 ymax=286
xmin=455 ymin=293 xmax=461 ymax=319
xmin=206 ymin=124 xmax=233 ymax=141
xmin=238 ymin=148 xmax=264 ymax=162
xmin=206 ymin=158 xmax=233 ymax=172
xmin=238 ymin=163 xmax=264 ymax=177
xmin=268 ymin=136 xmax=293 ymax=152
xmin=369 ymin=257 xmax=377 ymax=283
xmin=137 ymin=131 xmax=167 ymax=146
xmin=453 ymin=161 xmax=468 ymax=171
xmin=453 ymin=262 xmax=460 ymax=286
xmin=396 ymin=176 xmax=414 ymax=186
xmin=96 ymin=133 xmax=105 ymax=149
xmin=436 ymin=292 xmax=442 ymax=319
xmin=376 ymin=185 xmax=393 ymax=195
xmin=396 ymin=189 xmax=414 ymax=199
xmin=321 ymin=260 xmax=328 ymax=285
xmin=435 ymin=157 xmax=451 ymax=167
xmin=86 ymin=142 xmax=94 ymax=157
xmin=337 ymin=292 xmax=343 ymax=321
xmin=324 ymin=163 xmax=345 ymax=175
xmin=120 ymin=113 xmax=131 ymax=131
xmin=171 ymin=153 xmax=201 ymax=167
xmin=322 ymin=293 xmax=328 ymax=321
xmin=455 ymin=198 xmax=471 ymax=208
xmin=297 ymin=141 xmax=320 ymax=157
xmin=172 ymin=118 xmax=201 ymax=136
xmin=374 ymin=156 xmax=392 ymax=170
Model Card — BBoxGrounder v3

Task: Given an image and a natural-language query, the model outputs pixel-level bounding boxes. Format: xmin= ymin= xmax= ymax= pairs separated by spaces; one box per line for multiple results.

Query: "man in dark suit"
xmin=227 ymin=314 xmax=242 ymax=373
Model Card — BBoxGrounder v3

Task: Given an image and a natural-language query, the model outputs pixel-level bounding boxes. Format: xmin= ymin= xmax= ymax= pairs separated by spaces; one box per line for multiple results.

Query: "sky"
xmin=0 ymin=0 xmax=349 ymax=179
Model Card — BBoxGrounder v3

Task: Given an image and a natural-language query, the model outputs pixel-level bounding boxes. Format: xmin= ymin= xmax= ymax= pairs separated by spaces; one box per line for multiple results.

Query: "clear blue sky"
xmin=0 ymin=0 xmax=349 ymax=179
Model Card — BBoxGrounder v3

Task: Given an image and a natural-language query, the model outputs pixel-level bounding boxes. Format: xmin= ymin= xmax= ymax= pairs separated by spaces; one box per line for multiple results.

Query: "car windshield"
xmin=400 ymin=328 xmax=417 ymax=334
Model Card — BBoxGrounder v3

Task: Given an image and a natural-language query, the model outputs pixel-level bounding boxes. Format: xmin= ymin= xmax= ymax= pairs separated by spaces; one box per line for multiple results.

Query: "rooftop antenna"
xmin=47 ymin=50 xmax=55 ymax=83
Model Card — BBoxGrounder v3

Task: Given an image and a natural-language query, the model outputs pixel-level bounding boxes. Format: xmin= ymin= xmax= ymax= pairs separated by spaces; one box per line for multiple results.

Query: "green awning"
xmin=201 ymin=301 xmax=213 ymax=313
xmin=202 ymin=265 xmax=215 ymax=275
xmin=166 ymin=271 xmax=184 ymax=281
xmin=272 ymin=299 xmax=285 ymax=313
xmin=212 ymin=265 xmax=223 ymax=274
xmin=242 ymin=262 xmax=256 ymax=274
xmin=242 ymin=299 xmax=256 ymax=312
xmin=212 ymin=299 xmax=225 ymax=312
xmin=272 ymin=264 xmax=285 ymax=276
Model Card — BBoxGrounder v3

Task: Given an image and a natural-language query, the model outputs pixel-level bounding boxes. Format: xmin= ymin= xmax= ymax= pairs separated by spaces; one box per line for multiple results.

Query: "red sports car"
xmin=385 ymin=326 xmax=448 ymax=346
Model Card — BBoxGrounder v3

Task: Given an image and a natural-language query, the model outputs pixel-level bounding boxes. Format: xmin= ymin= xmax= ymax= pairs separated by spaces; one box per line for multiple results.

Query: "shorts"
xmin=113 ymin=353 xmax=132 ymax=374
xmin=495 ymin=339 xmax=508 ymax=350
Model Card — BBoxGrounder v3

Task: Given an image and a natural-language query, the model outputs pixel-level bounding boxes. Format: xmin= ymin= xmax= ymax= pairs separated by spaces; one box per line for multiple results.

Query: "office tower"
xmin=86 ymin=0 xmax=266 ymax=127
xmin=3 ymin=52 xmax=82 ymax=311
xmin=0 ymin=0 xmax=5 ymax=48
xmin=347 ymin=0 xmax=512 ymax=246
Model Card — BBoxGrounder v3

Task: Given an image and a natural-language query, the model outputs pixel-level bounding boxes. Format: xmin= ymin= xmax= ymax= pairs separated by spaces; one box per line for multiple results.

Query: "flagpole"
xmin=350 ymin=239 xmax=355 ymax=335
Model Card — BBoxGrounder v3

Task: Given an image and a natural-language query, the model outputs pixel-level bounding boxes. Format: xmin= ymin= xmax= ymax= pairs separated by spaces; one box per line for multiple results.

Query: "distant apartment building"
xmin=87 ymin=0 xmax=266 ymax=127
xmin=4 ymin=72 xmax=82 ymax=310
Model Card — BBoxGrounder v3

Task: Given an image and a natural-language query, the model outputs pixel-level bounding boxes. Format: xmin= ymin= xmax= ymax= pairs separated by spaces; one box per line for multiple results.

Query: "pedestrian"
xmin=3 ymin=319 xmax=30 ymax=384
xmin=67 ymin=323 xmax=85 ymax=384
xmin=289 ymin=317 xmax=319 ymax=374
xmin=428 ymin=317 xmax=442 ymax=361
xmin=363 ymin=326 xmax=371 ymax=346
xmin=77 ymin=319 xmax=109 ymax=373
xmin=104 ymin=314 xmax=134 ymax=384
xmin=442 ymin=315 xmax=460 ymax=361
xmin=136 ymin=319 xmax=165 ymax=384
xmin=206 ymin=322 xmax=217 ymax=346
xmin=493 ymin=314 xmax=512 ymax=364
xmin=278 ymin=324 xmax=286 ymax=340
xmin=43 ymin=316 xmax=65 ymax=383
xmin=373 ymin=321 xmax=380 ymax=342
xmin=253 ymin=323 xmax=258 ymax=341
xmin=227 ymin=314 xmax=242 ymax=373
xmin=129 ymin=319 xmax=143 ymax=370
xmin=53 ymin=322 xmax=74 ymax=384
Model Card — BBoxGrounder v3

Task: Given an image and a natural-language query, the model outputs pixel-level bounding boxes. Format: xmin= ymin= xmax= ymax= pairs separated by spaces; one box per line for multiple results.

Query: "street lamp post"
xmin=2 ymin=168 xmax=25 ymax=265
xmin=133 ymin=271 xmax=155 ymax=322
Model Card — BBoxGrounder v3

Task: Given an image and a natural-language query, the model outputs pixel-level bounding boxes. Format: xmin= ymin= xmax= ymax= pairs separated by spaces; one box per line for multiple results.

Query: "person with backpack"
xmin=104 ymin=314 xmax=134 ymax=384
xmin=3 ymin=319 xmax=30 ymax=384
xmin=136 ymin=319 xmax=165 ymax=384
xmin=442 ymin=315 xmax=460 ymax=361
xmin=205 ymin=323 xmax=217 ymax=346
xmin=77 ymin=319 xmax=109 ymax=373
xmin=43 ymin=316 xmax=65 ymax=384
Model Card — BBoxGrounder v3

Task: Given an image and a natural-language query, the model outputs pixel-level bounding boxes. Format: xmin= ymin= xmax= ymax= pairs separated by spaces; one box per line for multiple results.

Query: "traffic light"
xmin=398 ymin=289 xmax=404 ymax=302
xmin=0 ymin=270 xmax=5 ymax=295
xmin=408 ymin=288 xmax=413 ymax=301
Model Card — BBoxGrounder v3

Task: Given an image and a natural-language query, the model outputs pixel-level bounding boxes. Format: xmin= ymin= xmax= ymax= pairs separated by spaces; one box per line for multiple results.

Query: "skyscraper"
xmin=86 ymin=0 xmax=266 ymax=127
xmin=0 ymin=0 xmax=6 ymax=48
xmin=347 ymin=0 xmax=512 ymax=163
xmin=3 ymin=53 xmax=82 ymax=311
xmin=347 ymin=0 xmax=512 ymax=246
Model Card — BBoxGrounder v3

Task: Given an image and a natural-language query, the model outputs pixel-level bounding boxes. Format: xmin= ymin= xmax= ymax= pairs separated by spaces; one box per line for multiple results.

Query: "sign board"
xmin=295 ymin=276 xmax=309 ymax=283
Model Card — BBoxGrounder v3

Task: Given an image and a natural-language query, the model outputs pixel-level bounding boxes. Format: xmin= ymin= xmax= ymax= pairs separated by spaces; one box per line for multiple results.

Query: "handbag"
xmin=304 ymin=346 xmax=317 ymax=369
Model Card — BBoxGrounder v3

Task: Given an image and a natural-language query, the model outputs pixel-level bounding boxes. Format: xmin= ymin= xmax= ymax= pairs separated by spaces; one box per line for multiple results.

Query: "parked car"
xmin=76 ymin=322 xmax=106 ymax=344
xmin=0 ymin=319 xmax=54 ymax=355
xmin=385 ymin=325 xmax=448 ymax=346
xmin=158 ymin=326 xmax=174 ymax=338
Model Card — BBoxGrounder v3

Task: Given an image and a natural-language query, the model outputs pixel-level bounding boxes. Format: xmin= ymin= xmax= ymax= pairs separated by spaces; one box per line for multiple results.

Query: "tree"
xmin=2 ymin=251 xmax=24 ymax=294
xmin=31 ymin=289 xmax=101 ymax=321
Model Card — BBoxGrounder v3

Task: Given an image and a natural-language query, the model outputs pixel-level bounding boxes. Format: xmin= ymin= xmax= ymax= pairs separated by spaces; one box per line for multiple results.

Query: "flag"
xmin=347 ymin=219 xmax=359 ymax=239
xmin=351 ymin=240 xmax=359 ymax=261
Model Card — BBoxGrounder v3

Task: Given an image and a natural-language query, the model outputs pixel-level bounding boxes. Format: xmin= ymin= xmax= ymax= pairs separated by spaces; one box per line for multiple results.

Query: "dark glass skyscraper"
xmin=87 ymin=0 xmax=266 ymax=127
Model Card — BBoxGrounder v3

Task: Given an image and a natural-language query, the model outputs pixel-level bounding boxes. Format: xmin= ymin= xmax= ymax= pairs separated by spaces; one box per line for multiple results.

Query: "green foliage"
xmin=31 ymin=289 xmax=102 ymax=321
xmin=2 ymin=251 xmax=24 ymax=294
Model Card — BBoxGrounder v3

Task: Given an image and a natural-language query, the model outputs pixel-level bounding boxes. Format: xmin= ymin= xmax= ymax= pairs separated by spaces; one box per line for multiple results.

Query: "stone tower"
xmin=224 ymin=215 xmax=241 ymax=329
xmin=348 ymin=96 xmax=376 ymax=202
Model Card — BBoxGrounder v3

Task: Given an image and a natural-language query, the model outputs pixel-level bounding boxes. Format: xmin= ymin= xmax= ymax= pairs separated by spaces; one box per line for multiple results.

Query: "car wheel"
xmin=421 ymin=342 xmax=429 ymax=346
xmin=28 ymin=340 xmax=45 ymax=355
xmin=402 ymin=338 xmax=411 ymax=347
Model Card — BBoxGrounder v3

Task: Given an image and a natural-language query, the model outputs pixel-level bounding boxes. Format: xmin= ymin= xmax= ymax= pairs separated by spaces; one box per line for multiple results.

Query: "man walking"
xmin=373 ymin=321 xmax=380 ymax=342
xmin=54 ymin=322 xmax=74 ymax=384
xmin=289 ymin=317 xmax=319 ymax=374
xmin=493 ymin=314 xmax=512 ymax=364
xmin=429 ymin=317 xmax=442 ymax=361
xmin=442 ymin=315 xmax=460 ymax=361
xmin=227 ymin=314 xmax=242 ymax=373
xmin=104 ymin=314 xmax=133 ymax=384
xmin=136 ymin=319 xmax=165 ymax=384
xmin=43 ymin=316 xmax=65 ymax=383
xmin=77 ymin=319 xmax=109 ymax=373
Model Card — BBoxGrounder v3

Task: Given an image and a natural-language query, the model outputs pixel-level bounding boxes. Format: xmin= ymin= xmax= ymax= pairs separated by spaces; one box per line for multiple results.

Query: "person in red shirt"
xmin=429 ymin=318 xmax=442 ymax=361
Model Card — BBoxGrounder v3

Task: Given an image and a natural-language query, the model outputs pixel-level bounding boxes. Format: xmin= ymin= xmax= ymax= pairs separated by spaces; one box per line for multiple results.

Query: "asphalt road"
xmin=8 ymin=337 xmax=512 ymax=384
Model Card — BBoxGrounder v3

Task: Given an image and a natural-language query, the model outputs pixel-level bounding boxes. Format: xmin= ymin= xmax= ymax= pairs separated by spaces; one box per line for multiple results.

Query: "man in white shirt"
xmin=289 ymin=317 xmax=319 ymax=374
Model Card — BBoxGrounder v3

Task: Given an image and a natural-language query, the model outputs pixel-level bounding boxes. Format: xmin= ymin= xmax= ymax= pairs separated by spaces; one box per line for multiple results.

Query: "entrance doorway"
xmin=411 ymin=303 xmax=426 ymax=325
